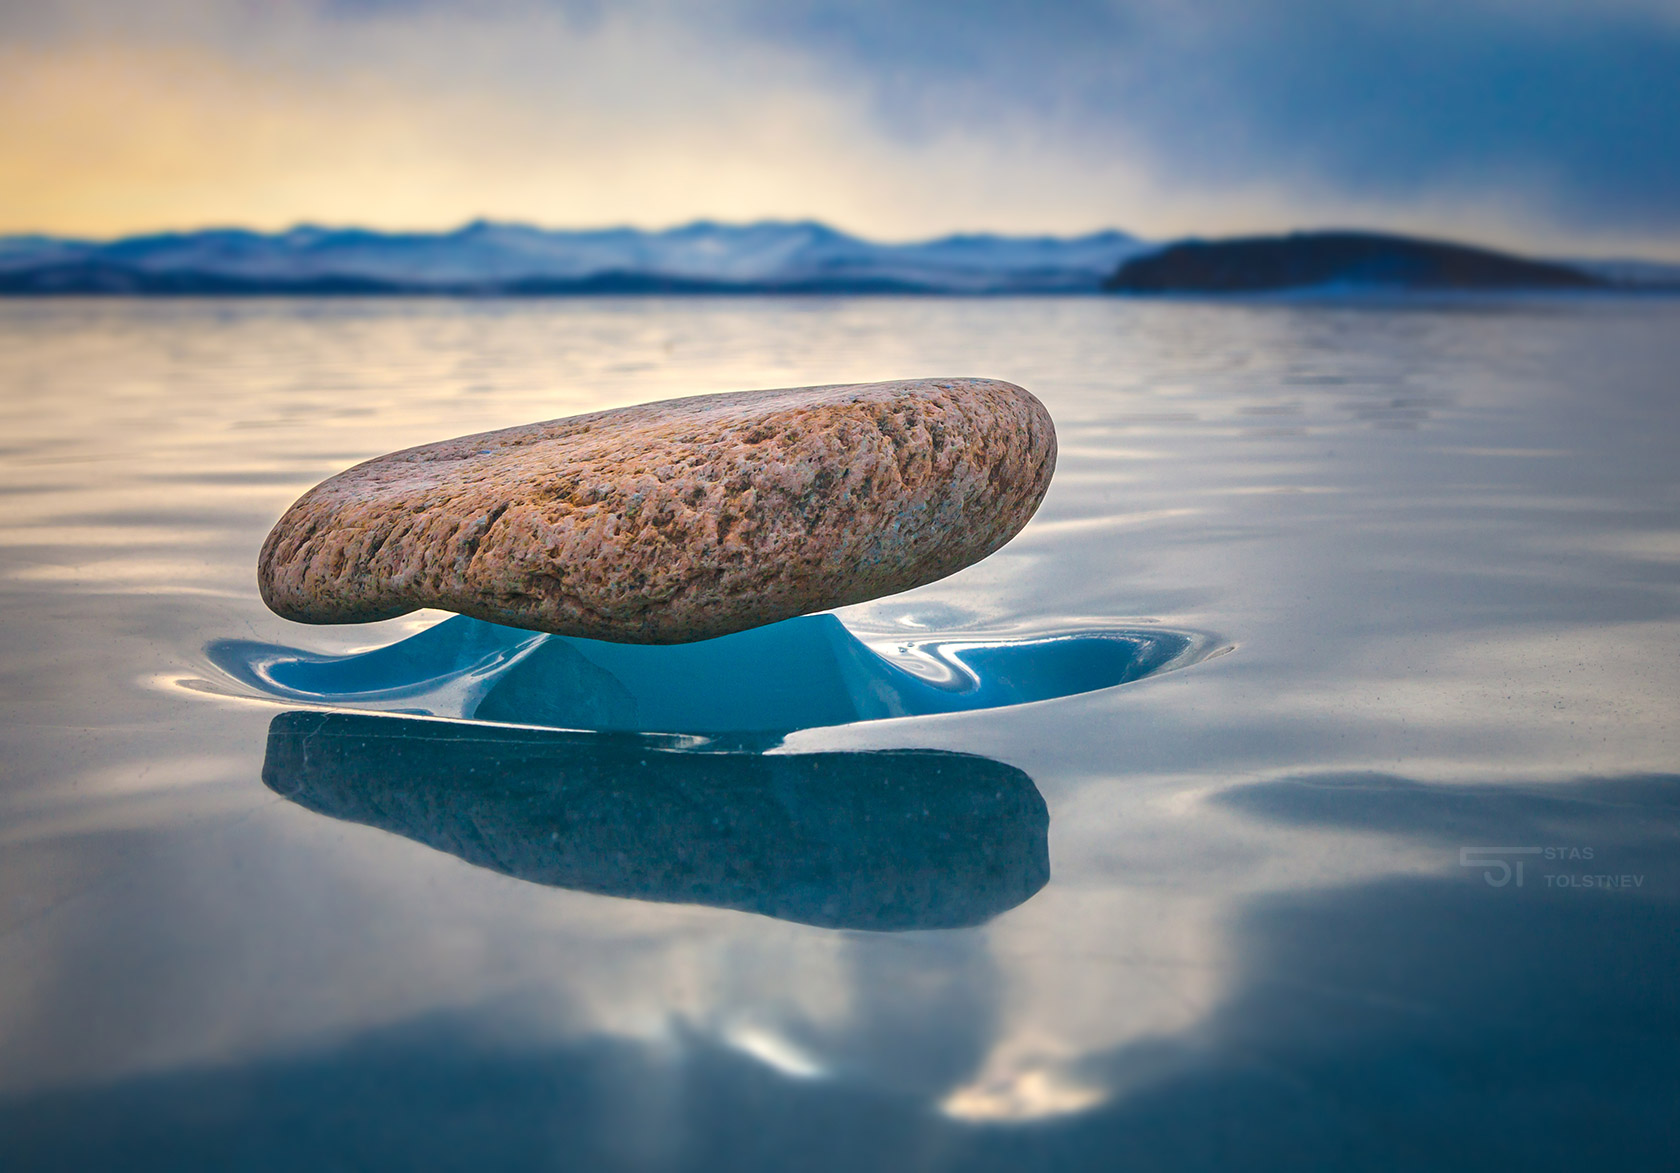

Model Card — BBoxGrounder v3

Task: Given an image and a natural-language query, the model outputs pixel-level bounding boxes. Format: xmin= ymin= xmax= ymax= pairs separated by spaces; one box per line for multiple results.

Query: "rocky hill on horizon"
xmin=1103 ymin=230 xmax=1618 ymax=294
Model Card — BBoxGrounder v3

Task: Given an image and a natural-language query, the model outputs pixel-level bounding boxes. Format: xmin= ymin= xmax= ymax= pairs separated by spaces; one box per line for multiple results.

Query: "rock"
xmin=258 ymin=378 xmax=1056 ymax=643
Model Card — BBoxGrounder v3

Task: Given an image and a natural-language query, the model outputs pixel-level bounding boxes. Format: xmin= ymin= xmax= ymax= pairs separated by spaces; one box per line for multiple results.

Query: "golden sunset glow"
xmin=2 ymin=0 xmax=1676 ymax=256
xmin=0 ymin=23 xmax=1158 ymax=241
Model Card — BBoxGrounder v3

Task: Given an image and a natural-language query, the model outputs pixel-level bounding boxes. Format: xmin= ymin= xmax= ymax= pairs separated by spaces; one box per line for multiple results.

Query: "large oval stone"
xmin=258 ymin=378 xmax=1056 ymax=643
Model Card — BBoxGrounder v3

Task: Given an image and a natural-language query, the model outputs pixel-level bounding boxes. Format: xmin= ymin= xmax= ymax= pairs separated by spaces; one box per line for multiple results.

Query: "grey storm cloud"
xmin=742 ymin=0 xmax=1680 ymax=231
xmin=6 ymin=0 xmax=1678 ymax=239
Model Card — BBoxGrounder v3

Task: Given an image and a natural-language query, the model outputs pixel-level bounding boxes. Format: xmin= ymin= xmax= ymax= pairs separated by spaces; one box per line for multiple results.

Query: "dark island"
xmin=1105 ymin=230 xmax=1606 ymax=294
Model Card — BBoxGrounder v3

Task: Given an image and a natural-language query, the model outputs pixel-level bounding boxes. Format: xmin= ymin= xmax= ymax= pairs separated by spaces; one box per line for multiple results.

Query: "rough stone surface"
xmin=258 ymin=378 xmax=1056 ymax=643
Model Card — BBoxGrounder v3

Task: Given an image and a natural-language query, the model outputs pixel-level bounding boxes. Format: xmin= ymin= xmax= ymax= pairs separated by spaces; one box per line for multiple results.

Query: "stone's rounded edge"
xmin=256 ymin=378 xmax=1059 ymax=643
xmin=1012 ymin=379 xmax=1059 ymax=519
xmin=256 ymin=507 xmax=414 ymax=626
xmin=256 ymin=471 xmax=433 ymax=627
xmin=798 ymin=378 xmax=1059 ymax=612
xmin=255 ymin=505 xmax=311 ymax=622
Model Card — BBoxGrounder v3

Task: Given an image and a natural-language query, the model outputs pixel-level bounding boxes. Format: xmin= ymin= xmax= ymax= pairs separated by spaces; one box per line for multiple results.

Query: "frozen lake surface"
xmin=1 ymin=296 xmax=1677 ymax=1169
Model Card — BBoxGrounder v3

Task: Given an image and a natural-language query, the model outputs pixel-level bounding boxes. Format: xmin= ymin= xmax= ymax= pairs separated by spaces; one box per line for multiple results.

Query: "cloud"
xmin=749 ymin=0 xmax=1680 ymax=238
xmin=2 ymin=0 xmax=1677 ymax=253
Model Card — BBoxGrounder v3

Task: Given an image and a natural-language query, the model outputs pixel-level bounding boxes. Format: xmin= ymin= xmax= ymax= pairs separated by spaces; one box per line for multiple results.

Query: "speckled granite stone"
xmin=258 ymin=378 xmax=1056 ymax=643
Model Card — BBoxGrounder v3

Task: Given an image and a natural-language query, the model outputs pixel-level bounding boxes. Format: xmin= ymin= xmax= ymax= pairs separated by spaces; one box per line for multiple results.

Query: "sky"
xmin=2 ymin=0 xmax=1678 ymax=257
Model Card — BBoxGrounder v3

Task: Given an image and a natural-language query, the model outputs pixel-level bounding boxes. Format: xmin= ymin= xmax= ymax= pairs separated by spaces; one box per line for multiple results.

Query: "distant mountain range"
xmin=0 ymin=220 xmax=1144 ymax=296
xmin=0 ymin=220 xmax=1674 ymax=296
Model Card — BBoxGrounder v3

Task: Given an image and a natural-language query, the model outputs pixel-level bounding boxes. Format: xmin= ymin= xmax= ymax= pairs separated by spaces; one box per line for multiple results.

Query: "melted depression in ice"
xmin=207 ymin=612 xmax=1212 ymax=739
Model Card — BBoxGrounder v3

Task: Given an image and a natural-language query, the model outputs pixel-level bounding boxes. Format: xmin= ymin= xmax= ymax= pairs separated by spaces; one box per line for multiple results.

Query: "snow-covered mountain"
xmin=0 ymin=220 xmax=1146 ymax=295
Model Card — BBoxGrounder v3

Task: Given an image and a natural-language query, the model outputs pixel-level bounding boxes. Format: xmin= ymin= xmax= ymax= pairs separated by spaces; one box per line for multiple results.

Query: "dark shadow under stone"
xmin=262 ymin=710 xmax=1049 ymax=931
